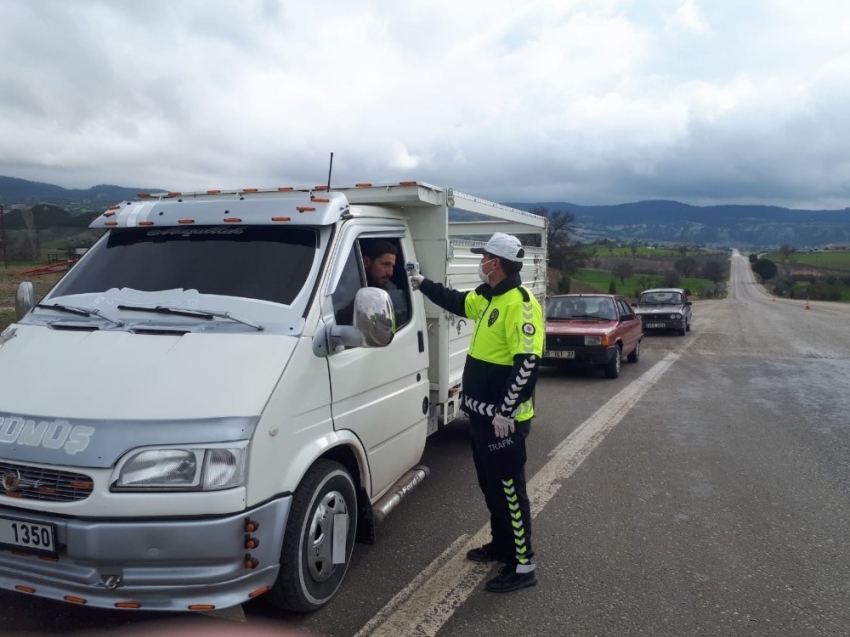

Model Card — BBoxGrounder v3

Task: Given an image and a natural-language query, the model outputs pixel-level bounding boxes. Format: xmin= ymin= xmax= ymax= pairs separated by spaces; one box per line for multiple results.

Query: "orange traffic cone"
xmin=805 ymin=300 xmax=811 ymax=310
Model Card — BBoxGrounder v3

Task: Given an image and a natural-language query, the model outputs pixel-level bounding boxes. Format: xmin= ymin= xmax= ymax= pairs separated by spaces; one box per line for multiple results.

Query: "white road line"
xmin=358 ymin=348 xmax=689 ymax=637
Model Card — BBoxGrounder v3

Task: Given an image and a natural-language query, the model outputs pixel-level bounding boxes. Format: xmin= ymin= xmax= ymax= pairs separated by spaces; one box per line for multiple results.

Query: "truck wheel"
xmin=627 ymin=340 xmax=640 ymax=363
xmin=604 ymin=347 xmax=622 ymax=379
xmin=267 ymin=459 xmax=357 ymax=613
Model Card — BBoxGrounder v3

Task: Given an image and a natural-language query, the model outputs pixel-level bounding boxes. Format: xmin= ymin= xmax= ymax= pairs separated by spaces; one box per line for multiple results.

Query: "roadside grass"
xmin=573 ymin=268 xmax=714 ymax=298
xmin=0 ymin=265 xmax=66 ymax=332
xmin=764 ymin=251 xmax=850 ymax=271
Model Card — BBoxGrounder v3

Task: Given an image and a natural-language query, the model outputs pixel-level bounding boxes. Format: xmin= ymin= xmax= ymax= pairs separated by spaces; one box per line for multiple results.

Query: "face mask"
xmin=478 ymin=259 xmax=495 ymax=284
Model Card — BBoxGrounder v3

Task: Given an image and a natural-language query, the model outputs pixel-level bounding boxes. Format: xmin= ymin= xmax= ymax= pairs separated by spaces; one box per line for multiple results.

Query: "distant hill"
xmin=2 ymin=175 xmax=849 ymax=248
xmin=0 ymin=175 xmax=162 ymax=213
xmin=507 ymin=200 xmax=850 ymax=249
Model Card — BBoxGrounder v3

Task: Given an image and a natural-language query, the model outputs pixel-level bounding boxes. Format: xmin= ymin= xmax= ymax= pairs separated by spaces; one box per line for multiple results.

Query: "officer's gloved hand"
xmin=492 ymin=414 xmax=515 ymax=439
xmin=408 ymin=273 xmax=425 ymax=291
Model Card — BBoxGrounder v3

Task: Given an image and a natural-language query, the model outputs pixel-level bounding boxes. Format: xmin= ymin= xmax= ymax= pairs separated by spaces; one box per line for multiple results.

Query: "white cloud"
xmin=665 ymin=0 xmax=712 ymax=36
xmin=0 ymin=0 xmax=849 ymax=208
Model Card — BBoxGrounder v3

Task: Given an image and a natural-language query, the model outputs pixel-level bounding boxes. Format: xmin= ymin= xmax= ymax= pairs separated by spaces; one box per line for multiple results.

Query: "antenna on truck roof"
xmin=326 ymin=152 xmax=334 ymax=192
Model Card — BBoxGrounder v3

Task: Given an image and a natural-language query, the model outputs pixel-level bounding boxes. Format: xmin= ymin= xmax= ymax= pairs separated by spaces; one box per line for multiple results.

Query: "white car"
xmin=632 ymin=287 xmax=692 ymax=336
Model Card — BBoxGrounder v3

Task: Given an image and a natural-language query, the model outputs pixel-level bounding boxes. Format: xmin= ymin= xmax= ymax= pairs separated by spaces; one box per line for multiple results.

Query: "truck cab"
xmin=0 ymin=182 xmax=546 ymax=612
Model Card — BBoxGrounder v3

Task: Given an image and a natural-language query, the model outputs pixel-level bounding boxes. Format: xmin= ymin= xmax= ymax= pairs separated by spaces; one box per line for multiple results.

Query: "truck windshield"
xmin=50 ymin=225 xmax=318 ymax=306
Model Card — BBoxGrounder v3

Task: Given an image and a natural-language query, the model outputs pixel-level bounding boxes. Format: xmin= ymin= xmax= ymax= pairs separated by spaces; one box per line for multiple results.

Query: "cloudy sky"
xmin=1 ymin=0 xmax=849 ymax=209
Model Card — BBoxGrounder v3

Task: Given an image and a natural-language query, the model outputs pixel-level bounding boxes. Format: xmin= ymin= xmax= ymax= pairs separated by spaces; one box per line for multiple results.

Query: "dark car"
xmin=542 ymin=294 xmax=643 ymax=379
xmin=632 ymin=287 xmax=692 ymax=336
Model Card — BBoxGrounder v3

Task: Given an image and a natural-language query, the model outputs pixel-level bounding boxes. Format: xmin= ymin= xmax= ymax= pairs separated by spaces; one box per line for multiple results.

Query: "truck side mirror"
xmin=353 ymin=287 xmax=394 ymax=347
xmin=15 ymin=282 xmax=35 ymax=320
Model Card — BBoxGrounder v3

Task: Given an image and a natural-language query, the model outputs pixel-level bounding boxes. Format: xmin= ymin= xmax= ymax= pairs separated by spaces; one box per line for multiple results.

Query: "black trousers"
xmin=468 ymin=412 xmax=534 ymax=567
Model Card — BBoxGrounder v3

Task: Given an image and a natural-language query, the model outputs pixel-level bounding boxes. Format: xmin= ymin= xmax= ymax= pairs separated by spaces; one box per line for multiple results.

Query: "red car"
xmin=542 ymin=294 xmax=643 ymax=378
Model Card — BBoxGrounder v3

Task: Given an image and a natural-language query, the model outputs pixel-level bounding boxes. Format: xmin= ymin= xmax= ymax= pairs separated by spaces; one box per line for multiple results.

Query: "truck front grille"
xmin=0 ymin=461 xmax=94 ymax=502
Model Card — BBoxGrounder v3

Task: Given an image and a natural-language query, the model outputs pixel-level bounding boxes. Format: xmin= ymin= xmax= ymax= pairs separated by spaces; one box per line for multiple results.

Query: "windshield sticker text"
xmin=146 ymin=227 xmax=245 ymax=238
xmin=0 ymin=416 xmax=94 ymax=455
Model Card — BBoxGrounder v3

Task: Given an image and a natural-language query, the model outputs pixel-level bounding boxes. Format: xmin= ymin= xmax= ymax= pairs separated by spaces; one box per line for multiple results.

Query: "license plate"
xmin=0 ymin=516 xmax=57 ymax=556
xmin=545 ymin=350 xmax=575 ymax=359
xmin=646 ymin=323 xmax=665 ymax=328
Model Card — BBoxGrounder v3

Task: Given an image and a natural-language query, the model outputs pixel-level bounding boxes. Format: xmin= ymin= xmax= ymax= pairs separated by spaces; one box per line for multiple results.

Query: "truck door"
xmin=326 ymin=232 xmax=429 ymax=496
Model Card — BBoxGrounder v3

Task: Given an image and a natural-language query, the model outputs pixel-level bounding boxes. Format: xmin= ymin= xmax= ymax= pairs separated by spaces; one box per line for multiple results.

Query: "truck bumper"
xmin=0 ymin=496 xmax=291 ymax=611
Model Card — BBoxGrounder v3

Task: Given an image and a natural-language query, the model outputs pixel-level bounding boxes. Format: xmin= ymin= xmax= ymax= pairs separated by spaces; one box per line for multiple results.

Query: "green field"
xmin=573 ymin=268 xmax=715 ymax=298
xmin=764 ymin=251 xmax=850 ymax=271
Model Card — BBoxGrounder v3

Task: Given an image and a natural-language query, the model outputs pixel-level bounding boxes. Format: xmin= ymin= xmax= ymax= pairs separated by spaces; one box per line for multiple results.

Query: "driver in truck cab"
xmin=408 ymin=232 xmax=544 ymax=593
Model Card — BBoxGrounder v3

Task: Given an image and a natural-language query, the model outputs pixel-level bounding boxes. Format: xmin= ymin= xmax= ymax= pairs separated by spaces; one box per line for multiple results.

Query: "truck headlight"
xmin=112 ymin=444 xmax=247 ymax=492
xmin=584 ymin=335 xmax=602 ymax=346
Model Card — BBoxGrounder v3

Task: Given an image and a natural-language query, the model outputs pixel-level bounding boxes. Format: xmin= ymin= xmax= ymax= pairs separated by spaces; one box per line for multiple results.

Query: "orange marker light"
xmin=108 ymin=205 xmax=121 ymax=210
xmin=70 ymin=481 xmax=93 ymax=489
xmin=105 ymin=221 xmax=118 ymax=227
xmin=64 ymin=596 xmax=88 ymax=605
xmin=188 ymin=604 xmax=216 ymax=611
xmin=249 ymin=586 xmax=270 ymax=598
xmin=278 ymin=187 xmax=293 ymax=191
xmin=245 ymin=520 xmax=259 ymax=532
xmin=15 ymin=586 xmax=36 ymax=594
xmin=178 ymin=219 xmax=195 ymax=225
xmin=165 ymin=192 xmax=181 ymax=198
xmin=355 ymin=183 xmax=372 ymax=187
xmin=207 ymin=189 xmax=221 ymax=194
xmin=296 ymin=206 xmax=316 ymax=212
xmin=223 ymin=218 xmax=242 ymax=223
xmin=271 ymin=217 xmax=291 ymax=222
xmin=399 ymin=181 xmax=417 ymax=186
xmin=314 ymin=185 xmax=328 ymax=191
xmin=103 ymin=211 xmax=116 ymax=217
xmin=137 ymin=193 xmax=151 ymax=198
xmin=311 ymin=197 xmax=330 ymax=203
xmin=115 ymin=602 xmax=142 ymax=609
xmin=138 ymin=221 xmax=154 ymax=226
xmin=243 ymin=188 xmax=258 ymax=193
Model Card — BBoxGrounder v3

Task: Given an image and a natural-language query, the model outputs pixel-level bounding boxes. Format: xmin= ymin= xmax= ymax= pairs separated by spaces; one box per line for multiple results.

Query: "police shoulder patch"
xmin=522 ymin=323 xmax=535 ymax=336
xmin=488 ymin=309 xmax=500 ymax=327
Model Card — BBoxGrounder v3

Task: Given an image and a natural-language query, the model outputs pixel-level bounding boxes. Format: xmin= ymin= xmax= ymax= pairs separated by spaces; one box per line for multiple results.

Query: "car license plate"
xmin=545 ymin=350 xmax=575 ymax=359
xmin=646 ymin=322 xmax=665 ymax=328
xmin=0 ymin=516 xmax=57 ymax=556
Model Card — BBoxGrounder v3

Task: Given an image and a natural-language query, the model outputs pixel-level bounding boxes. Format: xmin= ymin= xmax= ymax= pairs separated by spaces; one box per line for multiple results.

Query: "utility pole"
xmin=0 ymin=203 xmax=7 ymax=269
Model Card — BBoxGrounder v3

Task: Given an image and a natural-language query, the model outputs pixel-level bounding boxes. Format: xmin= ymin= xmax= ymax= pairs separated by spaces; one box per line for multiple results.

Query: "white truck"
xmin=0 ymin=182 xmax=546 ymax=612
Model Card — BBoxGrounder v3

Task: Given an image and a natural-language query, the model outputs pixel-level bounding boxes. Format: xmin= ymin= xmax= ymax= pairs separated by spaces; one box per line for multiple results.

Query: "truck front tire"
xmin=267 ymin=459 xmax=357 ymax=612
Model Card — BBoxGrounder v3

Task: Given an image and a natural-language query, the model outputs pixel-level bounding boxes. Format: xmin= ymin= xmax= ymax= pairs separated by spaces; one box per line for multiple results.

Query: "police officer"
xmin=409 ymin=232 xmax=544 ymax=593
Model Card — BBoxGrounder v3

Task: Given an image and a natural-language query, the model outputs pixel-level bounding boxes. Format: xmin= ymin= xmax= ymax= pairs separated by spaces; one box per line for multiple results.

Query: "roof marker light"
xmin=178 ymin=219 xmax=195 ymax=224
xmin=137 ymin=193 xmax=151 ymax=198
xmin=105 ymin=222 xmax=118 ymax=227
xmin=188 ymin=604 xmax=216 ymax=611
xmin=207 ymin=189 xmax=221 ymax=194
xmin=115 ymin=602 xmax=142 ymax=609
xmin=103 ymin=211 xmax=116 ymax=217
xmin=108 ymin=205 xmax=120 ymax=210
xmin=15 ymin=586 xmax=36 ymax=594
xmin=224 ymin=218 xmax=242 ymax=223
xmin=139 ymin=221 xmax=154 ymax=226
xmin=356 ymin=183 xmax=372 ymax=187
xmin=271 ymin=217 xmax=291 ymax=222
xmin=243 ymin=188 xmax=258 ymax=193
xmin=314 ymin=185 xmax=328 ymax=191
xmin=311 ymin=197 xmax=330 ymax=203
xmin=165 ymin=192 xmax=181 ymax=198
xmin=64 ymin=596 xmax=88 ymax=605
xmin=296 ymin=206 xmax=316 ymax=212
xmin=249 ymin=586 xmax=270 ymax=598
xmin=278 ymin=187 xmax=293 ymax=191
xmin=399 ymin=181 xmax=417 ymax=186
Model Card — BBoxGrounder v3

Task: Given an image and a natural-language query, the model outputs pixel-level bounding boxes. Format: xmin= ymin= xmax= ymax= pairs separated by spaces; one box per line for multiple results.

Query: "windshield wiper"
xmin=36 ymin=303 xmax=124 ymax=327
xmin=117 ymin=305 xmax=264 ymax=331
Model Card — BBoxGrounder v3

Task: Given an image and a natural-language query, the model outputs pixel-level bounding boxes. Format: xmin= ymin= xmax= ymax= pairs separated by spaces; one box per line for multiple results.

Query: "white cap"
xmin=470 ymin=232 xmax=525 ymax=262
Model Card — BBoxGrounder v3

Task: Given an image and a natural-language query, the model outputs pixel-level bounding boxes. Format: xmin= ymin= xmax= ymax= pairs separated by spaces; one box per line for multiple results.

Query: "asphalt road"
xmin=5 ymin=251 xmax=850 ymax=636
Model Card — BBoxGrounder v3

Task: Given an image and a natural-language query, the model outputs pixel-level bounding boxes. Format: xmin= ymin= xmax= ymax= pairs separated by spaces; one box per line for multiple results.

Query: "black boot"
xmin=485 ymin=564 xmax=538 ymax=593
xmin=466 ymin=542 xmax=510 ymax=563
